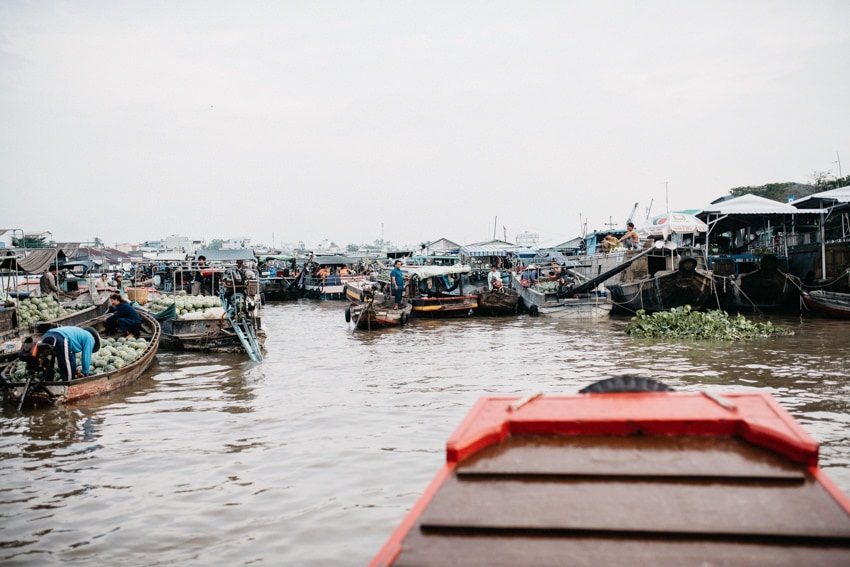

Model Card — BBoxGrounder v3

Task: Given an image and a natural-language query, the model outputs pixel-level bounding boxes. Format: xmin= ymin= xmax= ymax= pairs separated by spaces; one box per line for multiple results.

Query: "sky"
xmin=1 ymin=1 xmax=848 ymax=250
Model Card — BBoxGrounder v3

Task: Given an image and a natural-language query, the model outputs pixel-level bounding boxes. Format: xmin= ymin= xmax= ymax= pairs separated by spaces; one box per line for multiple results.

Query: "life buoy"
xmin=678 ymin=257 xmax=698 ymax=273
xmin=344 ymin=306 xmax=351 ymax=323
xmin=400 ymin=312 xmax=409 ymax=326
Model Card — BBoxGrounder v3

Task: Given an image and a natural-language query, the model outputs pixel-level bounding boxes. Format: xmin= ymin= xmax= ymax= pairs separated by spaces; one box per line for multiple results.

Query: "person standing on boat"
xmin=619 ymin=222 xmax=640 ymax=250
xmin=390 ymin=259 xmax=404 ymax=310
xmin=40 ymin=265 xmax=61 ymax=301
xmin=105 ymin=293 xmax=142 ymax=338
xmin=39 ymin=326 xmax=101 ymax=380
xmin=192 ymin=255 xmax=207 ymax=296
xmin=488 ymin=265 xmax=503 ymax=291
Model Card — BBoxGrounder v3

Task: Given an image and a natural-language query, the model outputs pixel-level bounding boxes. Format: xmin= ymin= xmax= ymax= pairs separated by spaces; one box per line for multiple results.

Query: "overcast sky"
xmin=1 ymin=1 xmax=848 ymax=250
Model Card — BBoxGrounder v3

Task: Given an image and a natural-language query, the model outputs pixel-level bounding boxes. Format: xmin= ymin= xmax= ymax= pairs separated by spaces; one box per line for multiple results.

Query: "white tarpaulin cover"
xmin=401 ymin=264 xmax=471 ymax=279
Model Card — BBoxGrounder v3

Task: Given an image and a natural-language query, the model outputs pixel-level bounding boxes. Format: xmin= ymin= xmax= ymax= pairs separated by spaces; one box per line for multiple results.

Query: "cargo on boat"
xmin=1 ymin=310 xmax=160 ymax=408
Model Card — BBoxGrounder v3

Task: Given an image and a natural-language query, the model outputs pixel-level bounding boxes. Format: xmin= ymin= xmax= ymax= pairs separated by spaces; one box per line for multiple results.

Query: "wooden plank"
xmin=457 ymin=435 xmax=805 ymax=480
xmin=393 ymin=533 xmax=850 ymax=567
xmin=419 ymin=475 xmax=850 ymax=539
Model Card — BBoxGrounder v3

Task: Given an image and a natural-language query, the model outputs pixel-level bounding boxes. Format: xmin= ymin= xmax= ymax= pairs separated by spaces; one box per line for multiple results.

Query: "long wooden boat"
xmin=713 ymin=254 xmax=799 ymax=312
xmin=371 ymin=381 xmax=850 ymax=566
xmin=608 ymin=256 xmax=714 ymax=313
xmin=474 ymin=288 xmax=520 ymax=316
xmin=801 ymin=289 xmax=850 ymax=318
xmin=1 ymin=310 xmax=160 ymax=407
xmin=402 ymin=264 xmax=478 ymax=319
xmin=0 ymin=299 xmax=110 ymax=362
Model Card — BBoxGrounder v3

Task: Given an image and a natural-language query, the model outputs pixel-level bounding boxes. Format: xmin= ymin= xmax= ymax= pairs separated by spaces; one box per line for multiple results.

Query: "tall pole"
xmin=837 ymin=152 xmax=843 ymax=178
xmin=494 ymin=216 xmax=497 ymax=240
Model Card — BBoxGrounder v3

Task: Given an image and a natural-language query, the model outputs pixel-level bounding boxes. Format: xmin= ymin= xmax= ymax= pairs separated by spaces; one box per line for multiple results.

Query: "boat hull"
xmin=371 ymin=390 xmax=850 ymax=566
xmin=159 ymin=316 xmax=267 ymax=353
xmin=474 ymin=289 xmax=520 ymax=316
xmin=408 ymin=296 xmax=477 ymax=318
xmin=802 ymin=289 xmax=850 ymax=318
xmin=347 ymin=302 xmax=412 ymax=330
xmin=608 ymin=262 xmax=714 ymax=314
xmin=1 ymin=311 xmax=161 ymax=407
xmin=713 ymin=256 xmax=798 ymax=312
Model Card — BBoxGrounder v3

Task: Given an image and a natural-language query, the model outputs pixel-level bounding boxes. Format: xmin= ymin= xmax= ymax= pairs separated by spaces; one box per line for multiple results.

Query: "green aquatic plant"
xmin=624 ymin=306 xmax=795 ymax=340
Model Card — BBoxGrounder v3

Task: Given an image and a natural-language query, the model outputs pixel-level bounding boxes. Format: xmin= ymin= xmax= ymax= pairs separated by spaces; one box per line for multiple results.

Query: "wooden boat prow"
xmin=1 ymin=310 xmax=160 ymax=407
xmin=371 ymin=386 xmax=850 ymax=566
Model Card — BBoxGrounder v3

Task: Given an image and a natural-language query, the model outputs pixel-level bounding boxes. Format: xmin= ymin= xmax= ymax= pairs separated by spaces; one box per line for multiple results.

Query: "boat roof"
xmin=311 ymin=255 xmax=357 ymax=265
xmin=371 ymin=392 xmax=850 ymax=566
xmin=400 ymin=264 xmax=471 ymax=279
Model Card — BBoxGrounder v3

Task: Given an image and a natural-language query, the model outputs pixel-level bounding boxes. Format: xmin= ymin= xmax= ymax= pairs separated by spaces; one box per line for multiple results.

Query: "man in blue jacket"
xmin=40 ymin=326 xmax=101 ymax=381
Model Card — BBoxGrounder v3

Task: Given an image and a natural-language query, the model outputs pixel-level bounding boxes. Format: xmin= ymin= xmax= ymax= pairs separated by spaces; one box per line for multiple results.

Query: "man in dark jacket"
xmin=105 ymin=293 xmax=142 ymax=338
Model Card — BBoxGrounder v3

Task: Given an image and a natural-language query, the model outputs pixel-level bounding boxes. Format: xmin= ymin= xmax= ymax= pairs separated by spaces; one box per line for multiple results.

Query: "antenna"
xmin=604 ymin=216 xmax=617 ymax=230
xmin=645 ymin=198 xmax=654 ymax=220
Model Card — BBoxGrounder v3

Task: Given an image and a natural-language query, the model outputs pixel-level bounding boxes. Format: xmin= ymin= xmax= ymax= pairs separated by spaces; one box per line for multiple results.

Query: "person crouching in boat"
xmin=39 ymin=326 xmax=101 ymax=380
xmin=105 ymin=293 xmax=142 ymax=338
xmin=488 ymin=265 xmax=503 ymax=292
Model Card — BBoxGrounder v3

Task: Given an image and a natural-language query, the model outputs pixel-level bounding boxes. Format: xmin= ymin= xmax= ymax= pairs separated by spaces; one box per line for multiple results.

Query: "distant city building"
xmin=515 ymin=232 xmax=539 ymax=246
xmin=222 ymin=237 xmax=251 ymax=250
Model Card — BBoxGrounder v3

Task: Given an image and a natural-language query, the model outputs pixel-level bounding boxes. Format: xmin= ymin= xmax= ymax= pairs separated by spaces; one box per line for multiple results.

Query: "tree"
xmin=208 ymin=239 xmax=224 ymax=250
xmin=346 ymin=243 xmax=359 ymax=252
xmin=93 ymin=237 xmax=104 ymax=248
xmin=729 ymin=182 xmax=813 ymax=203
xmin=12 ymin=236 xmax=49 ymax=248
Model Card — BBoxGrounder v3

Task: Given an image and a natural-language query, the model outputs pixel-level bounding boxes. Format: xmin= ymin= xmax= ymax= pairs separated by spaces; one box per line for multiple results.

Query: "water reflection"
xmin=1 ymin=301 xmax=849 ymax=565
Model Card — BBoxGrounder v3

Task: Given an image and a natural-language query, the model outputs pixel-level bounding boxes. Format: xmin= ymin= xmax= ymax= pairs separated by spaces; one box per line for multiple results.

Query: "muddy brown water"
xmin=2 ymin=301 xmax=849 ymax=565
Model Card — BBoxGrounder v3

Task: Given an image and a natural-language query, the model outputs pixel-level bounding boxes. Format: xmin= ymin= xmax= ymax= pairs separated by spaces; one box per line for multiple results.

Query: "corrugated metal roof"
xmin=699 ymin=194 xmax=799 ymax=215
xmin=790 ymin=186 xmax=850 ymax=208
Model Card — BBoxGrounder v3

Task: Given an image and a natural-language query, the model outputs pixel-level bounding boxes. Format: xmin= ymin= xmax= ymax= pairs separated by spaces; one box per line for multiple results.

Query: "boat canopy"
xmin=0 ymin=248 xmax=61 ymax=274
xmin=193 ymin=249 xmax=256 ymax=262
xmin=312 ymin=255 xmax=357 ymax=265
xmin=460 ymin=242 xmax=536 ymax=258
xmin=401 ymin=264 xmax=471 ymax=279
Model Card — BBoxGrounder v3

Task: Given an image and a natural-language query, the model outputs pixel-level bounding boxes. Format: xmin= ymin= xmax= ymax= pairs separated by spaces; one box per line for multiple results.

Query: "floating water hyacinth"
xmin=625 ymin=305 xmax=795 ymax=340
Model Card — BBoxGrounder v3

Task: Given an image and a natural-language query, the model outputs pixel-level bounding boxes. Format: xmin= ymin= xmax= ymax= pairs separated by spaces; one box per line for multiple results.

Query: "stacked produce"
xmin=9 ymin=336 xmax=149 ymax=380
xmin=15 ymin=297 xmax=61 ymax=326
xmin=147 ymin=292 xmax=223 ymax=317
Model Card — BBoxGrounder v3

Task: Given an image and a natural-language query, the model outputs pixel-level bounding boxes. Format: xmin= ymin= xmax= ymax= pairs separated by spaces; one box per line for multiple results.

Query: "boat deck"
xmin=372 ymin=393 xmax=850 ymax=566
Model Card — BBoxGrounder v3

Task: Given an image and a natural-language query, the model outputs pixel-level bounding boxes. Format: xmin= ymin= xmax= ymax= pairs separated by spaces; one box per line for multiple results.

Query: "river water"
xmin=2 ymin=301 xmax=849 ymax=566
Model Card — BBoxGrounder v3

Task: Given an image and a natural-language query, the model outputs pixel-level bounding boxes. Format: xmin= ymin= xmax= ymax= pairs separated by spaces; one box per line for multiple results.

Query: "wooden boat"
xmin=608 ymin=256 xmax=714 ymax=314
xmin=302 ymin=254 xmax=366 ymax=299
xmin=1 ymin=310 xmax=160 ymax=407
xmin=371 ymin=379 xmax=850 ymax=566
xmin=474 ymin=287 xmax=520 ymax=316
xmin=801 ymin=289 xmax=850 ymax=318
xmin=509 ymin=272 xmax=612 ymax=318
xmin=713 ymin=254 xmax=799 ymax=312
xmin=402 ymin=264 xmax=478 ymax=319
xmin=158 ymin=314 xmax=267 ymax=353
xmin=343 ymin=280 xmax=412 ymax=329
xmin=152 ymin=268 xmax=266 ymax=360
